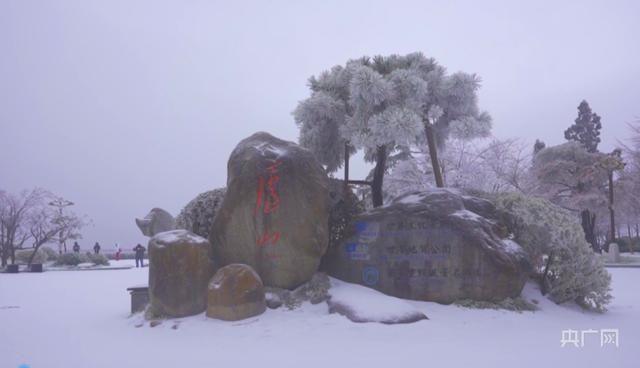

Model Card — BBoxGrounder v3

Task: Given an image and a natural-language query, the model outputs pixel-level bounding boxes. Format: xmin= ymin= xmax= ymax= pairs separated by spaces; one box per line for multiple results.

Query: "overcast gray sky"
xmin=1 ymin=0 xmax=638 ymax=249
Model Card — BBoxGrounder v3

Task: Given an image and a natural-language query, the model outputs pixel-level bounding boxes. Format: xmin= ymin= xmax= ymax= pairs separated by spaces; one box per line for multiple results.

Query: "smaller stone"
xmin=136 ymin=208 xmax=176 ymax=237
xmin=265 ymin=291 xmax=283 ymax=309
xmin=148 ymin=230 xmax=213 ymax=318
xmin=291 ymin=272 xmax=330 ymax=304
xmin=608 ymin=243 xmax=620 ymax=263
xmin=149 ymin=320 xmax=162 ymax=328
xmin=206 ymin=264 xmax=266 ymax=321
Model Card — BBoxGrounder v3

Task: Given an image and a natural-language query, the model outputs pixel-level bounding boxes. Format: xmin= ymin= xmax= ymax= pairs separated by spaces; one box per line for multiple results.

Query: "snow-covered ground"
xmin=1 ymin=262 xmax=638 ymax=368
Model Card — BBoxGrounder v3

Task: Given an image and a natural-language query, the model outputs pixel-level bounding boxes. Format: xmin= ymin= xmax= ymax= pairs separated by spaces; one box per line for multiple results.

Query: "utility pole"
xmin=48 ymin=197 xmax=74 ymax=254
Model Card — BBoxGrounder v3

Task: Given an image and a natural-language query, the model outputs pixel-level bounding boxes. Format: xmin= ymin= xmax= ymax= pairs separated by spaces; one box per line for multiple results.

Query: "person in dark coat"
xmin=133 ymin=244 xmax=146 ymax=267
xmin=93 ymin=242 xmax=101 ymax=254
xmin=72 ymin=242 xmax=80 ymax=253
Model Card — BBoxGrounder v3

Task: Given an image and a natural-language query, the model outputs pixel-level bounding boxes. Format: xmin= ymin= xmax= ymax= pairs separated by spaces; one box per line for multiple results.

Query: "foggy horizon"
xmin=2 ymin=0 xmax=638 ymax=249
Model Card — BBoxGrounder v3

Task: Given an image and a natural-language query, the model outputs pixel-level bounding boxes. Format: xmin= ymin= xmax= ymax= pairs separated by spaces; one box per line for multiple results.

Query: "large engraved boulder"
xmin=148 ymin=230 xmax=214 ymax=317
xmin=206 ymin=264 xmax=266 ymax=321
xmin=210 ymin=132 xmax=329 ymax=289
xmin=321 ymin=189 xmax=530 ymax=303
xmin=136 ymin=208 xmax=176 ymax=237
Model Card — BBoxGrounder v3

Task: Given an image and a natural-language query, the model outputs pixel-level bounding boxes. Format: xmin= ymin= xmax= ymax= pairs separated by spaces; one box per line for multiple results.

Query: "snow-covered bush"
xmin=175 ymin=188 xmax=226 ymax=238
xmin=494 ymin=192 xmax=612 ymax=311
xmin=55 ymin=252 xmax=109 ymax=266
xmin=327 ymin=179 xmax=365 ymax=248
xmin=87 ymin=253 xmax=109 ymax=266
xmin=15 ymin=249 xmax=48 ymax=264
xmin=39 ymin=246 xmax=58 ymax=261
xmin=55 ymin=252 xmax=86 ymax=266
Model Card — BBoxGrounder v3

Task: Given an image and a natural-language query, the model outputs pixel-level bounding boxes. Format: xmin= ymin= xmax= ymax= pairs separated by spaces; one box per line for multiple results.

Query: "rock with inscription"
xmin=148 ymin=230 xmax=214 ymax=318
xmin=210 ymin=132 xmax=330 ymax=289
xmin=206 ymin=264 xmax=266 ymax=321
xmin=321 ymin=188 xmax=530 ymax=303
xmin=136 ymin=208 xmax=176 ymax=237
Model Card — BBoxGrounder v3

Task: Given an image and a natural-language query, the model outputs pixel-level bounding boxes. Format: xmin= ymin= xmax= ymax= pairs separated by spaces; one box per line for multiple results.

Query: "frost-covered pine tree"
xmin=294 ymin=53 xmax=491 ymax=207
xmin=564 ymin=100 xmax=602 ymax=153
xmin=531 ymin=142 xmax=610 ymax=250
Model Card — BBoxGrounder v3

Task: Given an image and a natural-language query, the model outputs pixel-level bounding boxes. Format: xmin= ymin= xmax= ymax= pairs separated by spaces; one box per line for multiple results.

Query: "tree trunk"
xmin=581 ymin=209 xmax=598 ymax=252
xmin=371 ymin=145 xmax=387 ymax=208
xmin=424 ymin=122 xmax=444 ymax=188
xmin=628 ymin=224 xmax=634 ymax=254
xmin=27 ymin=241 xmax=47 ymax=266
xmin=540 ymin=252 xmax=553 ymax=296
xmin=343 ymin=141 xmax=350 ymax=194
xmin=608 ymin=170 xmax=615 ymax=243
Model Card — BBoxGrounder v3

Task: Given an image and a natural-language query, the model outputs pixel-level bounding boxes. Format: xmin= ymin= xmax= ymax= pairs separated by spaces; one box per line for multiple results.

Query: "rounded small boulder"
xmin=206 ymin=264 xmax=266 ymax=321
xmin=148 ymin=230 xmax=213 ymax=318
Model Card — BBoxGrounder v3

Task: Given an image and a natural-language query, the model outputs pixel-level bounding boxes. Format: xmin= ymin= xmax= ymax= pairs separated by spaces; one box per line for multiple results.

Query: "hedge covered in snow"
xmin=494 ymin=192 xmax=611 ymax=312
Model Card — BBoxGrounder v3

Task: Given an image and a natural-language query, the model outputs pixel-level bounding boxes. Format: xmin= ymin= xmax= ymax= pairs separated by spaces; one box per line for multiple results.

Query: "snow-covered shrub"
xmin=455 ymin=297 xmax=538 ymax=312
xmin=494 ymin=192 xmax=612 ymax=312
xmin=175 ymin=188 xmax=226 ymax=238
xmin=87 ymin=253 xmax=109 ymax=266
xmin=39 ymin=246 xmax=58 ymax=261
xmin=15 ymin=249 xmax=48 ymax=264
xmin=327 ymin=179 xmax=365 ymax=248
xmin=54 ymin=252 xmax=87 ymax=266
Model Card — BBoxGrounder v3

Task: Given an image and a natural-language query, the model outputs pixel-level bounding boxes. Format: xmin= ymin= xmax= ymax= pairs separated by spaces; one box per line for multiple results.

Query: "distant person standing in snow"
xmin=93 ymin=242 xmax=101 ymax=254
xmin=114 ymin=243 xmax=121 ymax=261
xmin=133 ymin=243 xmax=146 ymax=267
xmin=73 ymin=242 xmax=80 ymax=253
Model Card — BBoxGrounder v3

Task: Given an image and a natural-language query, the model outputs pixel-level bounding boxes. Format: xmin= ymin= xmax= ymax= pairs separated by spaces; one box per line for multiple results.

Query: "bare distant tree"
xmin=26 ymin=199 xmax=86 ymax=265
xmin=0 ymin=189 xmax=48 ymax=266
xmin=0 ymin=189 xmax=86 ymax=266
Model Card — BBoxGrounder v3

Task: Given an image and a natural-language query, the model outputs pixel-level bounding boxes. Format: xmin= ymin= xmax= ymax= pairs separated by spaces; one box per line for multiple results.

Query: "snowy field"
xmin=1 ymin=261 xmax=638 ymax=368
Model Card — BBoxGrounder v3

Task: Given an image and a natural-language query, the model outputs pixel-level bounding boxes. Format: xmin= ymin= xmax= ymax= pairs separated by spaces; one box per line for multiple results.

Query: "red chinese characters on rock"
xmin=254 ymin=160 xmax=282 ymax=248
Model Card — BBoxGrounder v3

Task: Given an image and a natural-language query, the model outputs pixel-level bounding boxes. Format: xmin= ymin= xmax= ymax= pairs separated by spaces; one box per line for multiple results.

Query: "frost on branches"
xmin=494 ymin=192 xmax=612 ymax=312
xmin=294 ymin=53 xmax=491 ymax=207
xmin=384 ymin=137 xmax=532 ymax=198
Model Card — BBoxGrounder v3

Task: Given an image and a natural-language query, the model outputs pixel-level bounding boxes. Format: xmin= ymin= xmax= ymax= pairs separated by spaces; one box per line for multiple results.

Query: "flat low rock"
xmin=321 ymin=188 xmax=530 ymax=303
xmin=206 ymin=264 xmax=266 ymax=321
xmin=148 ymin=230 xmax=213 ymax=318
xmin=327 ymin=278 xmax=428 ymax=324
xmin=265 ymin=272 xmax=330 ymax=309
xmin=210 ymin=132 xmax=329 ymax=289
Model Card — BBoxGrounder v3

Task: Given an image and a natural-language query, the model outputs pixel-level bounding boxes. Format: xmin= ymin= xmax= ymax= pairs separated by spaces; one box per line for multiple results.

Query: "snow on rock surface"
xmin=327 ymin=278 xmax=428 ymax=324
xmin=449 ymin=209 xmax=483 ymax=221
xmin=152 ymin=229 xmax=208 ymax=246
xmin=499 ymin=239 xmax=527 ymax=256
